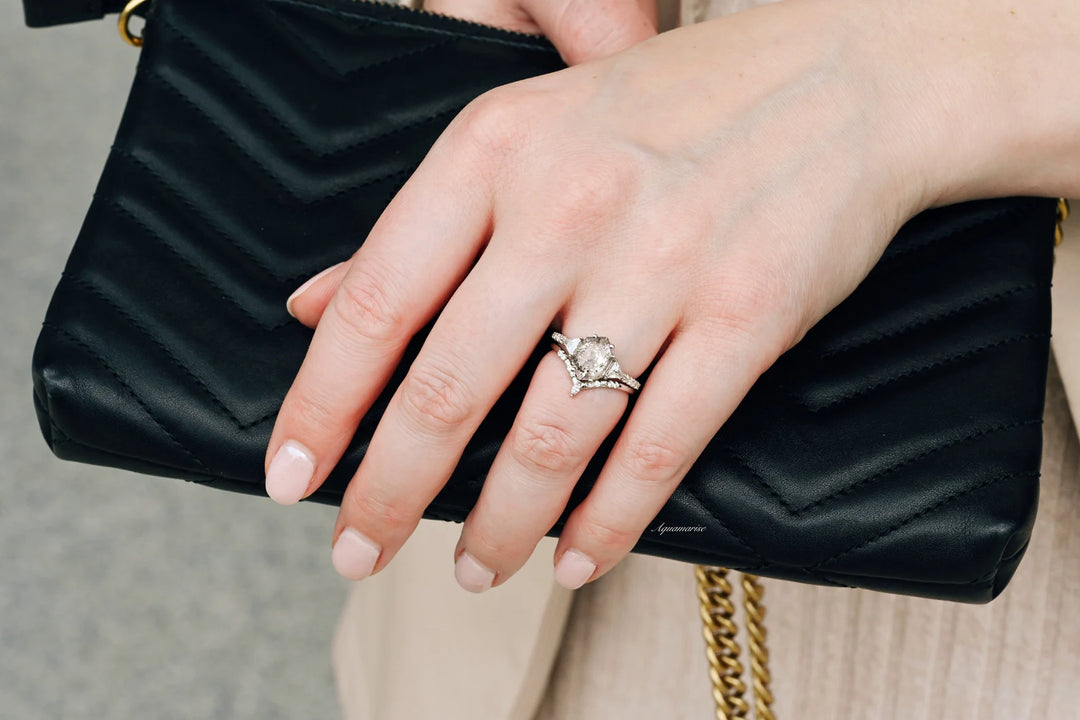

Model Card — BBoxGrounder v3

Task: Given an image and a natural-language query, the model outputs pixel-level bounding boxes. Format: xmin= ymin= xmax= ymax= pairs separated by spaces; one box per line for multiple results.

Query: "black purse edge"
xmin=25 ymin=0 xmax=1061 ymax=603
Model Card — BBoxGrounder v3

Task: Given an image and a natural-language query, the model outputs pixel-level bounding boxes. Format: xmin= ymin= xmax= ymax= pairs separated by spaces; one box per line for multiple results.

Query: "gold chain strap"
xmin=1056 ymin=197 xmax=1070 ymax=246
xmin=696 ymin=566 xmax=775 ymax=720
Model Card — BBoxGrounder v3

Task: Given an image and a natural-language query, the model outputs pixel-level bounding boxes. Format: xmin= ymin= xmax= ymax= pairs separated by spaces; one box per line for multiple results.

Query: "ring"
xmin=550 ymin=331 xmax=642 ymax=397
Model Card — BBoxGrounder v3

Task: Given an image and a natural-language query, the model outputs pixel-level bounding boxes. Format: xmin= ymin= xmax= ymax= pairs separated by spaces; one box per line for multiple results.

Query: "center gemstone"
xmin=573 ymin=338 xmax=612 ymax=381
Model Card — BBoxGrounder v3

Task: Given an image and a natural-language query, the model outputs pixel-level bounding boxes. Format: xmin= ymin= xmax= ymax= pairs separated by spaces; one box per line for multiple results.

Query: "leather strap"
xmin=22 ymin=0 xmax=130 ymax=27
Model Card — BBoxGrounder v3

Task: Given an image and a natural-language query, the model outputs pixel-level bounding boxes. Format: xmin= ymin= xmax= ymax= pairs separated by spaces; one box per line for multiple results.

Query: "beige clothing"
xmin=332 ymin=0 xmax=1080 ymax=718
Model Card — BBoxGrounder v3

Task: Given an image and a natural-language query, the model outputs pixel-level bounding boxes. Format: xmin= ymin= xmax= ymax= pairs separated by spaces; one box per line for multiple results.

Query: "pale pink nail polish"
xmin=331 ymin=528 xmax=381 ymax=581
xmin=455 ymin=551 xmax=495 ymax=593
xmin=265 ymin=439 xmax=316 ymax=505
xmin=285 ymin=261 xmax=345 ymax=318
xmin=554 ymin=549 xmax=596 ymax=590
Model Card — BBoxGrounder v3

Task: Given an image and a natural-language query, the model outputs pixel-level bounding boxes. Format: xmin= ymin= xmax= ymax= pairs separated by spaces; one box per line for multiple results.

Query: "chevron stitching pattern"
xmin=158 ymin=8 xmax=467 ymax=157
xmin=106 ymin=199 xmax=295 ymax=331
xmin=723 ymin=417 xmax=1043 ymax=516
xmin=786 ymin=331 xmax=1050 ymax=413
xmin=816 ymin=282 xmax=1048 ymax=360
xmin=812 ymin=470 xmax=1034 ymax=570
xmin=40 ymin=322 xmax=211 ymax=472
xmin=63 ymin=273 xmax=281 ymax=430
xmin=147 ymin=67 xmax=425 ymax=204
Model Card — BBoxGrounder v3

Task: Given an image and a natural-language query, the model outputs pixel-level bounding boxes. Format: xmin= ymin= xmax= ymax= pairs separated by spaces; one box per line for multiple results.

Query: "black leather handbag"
xmin=27 ymin=0 xmax=1061 ymax=604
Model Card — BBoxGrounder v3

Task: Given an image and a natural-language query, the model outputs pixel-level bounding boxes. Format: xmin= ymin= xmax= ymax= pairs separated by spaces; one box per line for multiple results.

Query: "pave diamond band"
xmin=550 ymin=331 xmax=642 ymax=397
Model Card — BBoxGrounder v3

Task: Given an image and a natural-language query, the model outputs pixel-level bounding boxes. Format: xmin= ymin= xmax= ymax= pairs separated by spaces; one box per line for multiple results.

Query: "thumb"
xmin=522 ymin=0 xmax=658 ymax=65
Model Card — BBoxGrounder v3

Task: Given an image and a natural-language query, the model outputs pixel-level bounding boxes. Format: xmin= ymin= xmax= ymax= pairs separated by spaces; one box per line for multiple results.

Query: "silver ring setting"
xmin=550 ymin=331 xmax=642 ymax=397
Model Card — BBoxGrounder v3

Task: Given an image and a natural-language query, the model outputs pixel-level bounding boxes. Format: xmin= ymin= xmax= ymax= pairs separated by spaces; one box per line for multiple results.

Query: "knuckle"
xmin=288 ymin=391 xmax=343 ymax=442
xmin=335 ymin=260 xmax=407 ymax=345
xmin=579 ymin=513 xmax=638 ymax=553
xmin=345 ymin=490 xmax=413 ymax=535
xmin=399 ymin=357 xmax=475 ymax=435
xmin=623 ymin=433 xmax=687 ymax=484
xmin=452 ymin=87 xmax=529 ymax=158
xmin=465 ymin=522 xmax=514 ymax=565
xmin=508 ymin=417 xmax=585 ymax=478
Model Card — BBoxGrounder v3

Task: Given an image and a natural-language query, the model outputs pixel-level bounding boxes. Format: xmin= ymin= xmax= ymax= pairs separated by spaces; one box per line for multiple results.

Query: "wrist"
xmin=855 ymin=0 xmax=1080 ymax=206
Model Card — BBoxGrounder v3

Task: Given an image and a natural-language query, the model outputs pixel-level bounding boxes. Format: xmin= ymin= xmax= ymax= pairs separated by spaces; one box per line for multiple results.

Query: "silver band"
xmin=550 ymin=331 xmax=642 ymax=397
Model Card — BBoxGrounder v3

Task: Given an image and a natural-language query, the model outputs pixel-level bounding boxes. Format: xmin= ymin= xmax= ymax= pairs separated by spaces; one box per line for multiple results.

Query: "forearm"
xmin=858 ymin=0 xmax=1080 ymax=205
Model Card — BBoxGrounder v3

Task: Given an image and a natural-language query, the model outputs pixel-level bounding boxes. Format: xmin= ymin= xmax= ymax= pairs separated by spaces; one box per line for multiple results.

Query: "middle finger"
xmin=329 ymin=237 xmax=572 ymax=580
xmin=452 ymin=289 xmax=677 ymax=592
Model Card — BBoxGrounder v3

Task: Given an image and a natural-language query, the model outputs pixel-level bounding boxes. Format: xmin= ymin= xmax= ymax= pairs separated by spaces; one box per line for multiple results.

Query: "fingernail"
xmin=331 ymin=527 xmax=381 ymax=581
xmin=554 ymin=549 xmax=596 ymax=590
xmin=265 ymin=439 xmax=316 ymax=505
xmin=455 ymin=551 xmax=495 ymax=593
xmin=286 ymin=261 xmax=344 ymax=318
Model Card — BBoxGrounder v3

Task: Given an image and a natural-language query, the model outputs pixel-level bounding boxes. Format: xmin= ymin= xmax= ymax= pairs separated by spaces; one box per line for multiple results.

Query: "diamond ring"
xmin=550 ymin=331 xmax=642 ymax=397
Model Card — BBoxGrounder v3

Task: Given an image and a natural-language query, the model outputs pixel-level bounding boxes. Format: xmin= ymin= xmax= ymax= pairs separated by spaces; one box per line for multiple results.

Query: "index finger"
xmin=263 ymin=108 xmax=497 ymax=506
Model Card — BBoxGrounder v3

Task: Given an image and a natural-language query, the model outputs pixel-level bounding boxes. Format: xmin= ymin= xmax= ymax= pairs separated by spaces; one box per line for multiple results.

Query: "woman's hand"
xmin=263 ymin=0 xmax=1068 ymax=591
xmin=420 ymin=0 xmax=659 ymax=65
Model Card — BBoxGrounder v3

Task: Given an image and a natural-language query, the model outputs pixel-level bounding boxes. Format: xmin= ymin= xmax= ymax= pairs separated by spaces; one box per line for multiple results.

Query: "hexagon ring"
xmin=550 ymin=331 xmax=642 ymax=397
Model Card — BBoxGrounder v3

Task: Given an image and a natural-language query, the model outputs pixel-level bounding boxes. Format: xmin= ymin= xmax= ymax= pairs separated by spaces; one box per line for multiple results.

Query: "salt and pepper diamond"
xmin=550 ymin=331 xmax=641 ymax=397
xmin=572 ymin=336 xmax=617 ymax=381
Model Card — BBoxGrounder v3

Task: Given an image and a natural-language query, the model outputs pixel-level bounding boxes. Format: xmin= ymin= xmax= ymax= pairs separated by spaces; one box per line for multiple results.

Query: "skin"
xmin=266 ymin=0 xmax=1080 ymax=592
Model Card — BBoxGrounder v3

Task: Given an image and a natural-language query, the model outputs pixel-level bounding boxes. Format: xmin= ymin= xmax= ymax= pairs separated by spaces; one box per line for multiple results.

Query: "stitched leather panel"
xmin=30 ymin=0 xmax=1058 ymax=602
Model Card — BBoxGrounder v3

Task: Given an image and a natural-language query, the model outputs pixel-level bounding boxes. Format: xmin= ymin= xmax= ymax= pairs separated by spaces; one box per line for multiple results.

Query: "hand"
xmin=419 ymin=0 xmax=659 ymax=65
xmin=263 ymin=0 xmax=1044 ymax=592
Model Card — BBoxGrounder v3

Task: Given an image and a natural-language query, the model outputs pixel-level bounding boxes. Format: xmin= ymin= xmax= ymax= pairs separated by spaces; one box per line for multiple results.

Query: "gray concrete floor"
xmin=1 ymin=7 xmax=349 ymax=719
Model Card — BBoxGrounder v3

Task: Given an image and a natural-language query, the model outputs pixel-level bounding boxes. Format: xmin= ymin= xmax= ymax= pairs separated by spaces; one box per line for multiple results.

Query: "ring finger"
xmin=451 ymin=291 xmax=679 ymax=592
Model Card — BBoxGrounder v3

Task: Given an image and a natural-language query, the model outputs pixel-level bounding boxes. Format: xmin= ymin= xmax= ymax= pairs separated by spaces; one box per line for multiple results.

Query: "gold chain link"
xmin=696 ymin=566 xmax=774 ymax=720
xmin=1056 ymin=198 xmax=1070 ymax=246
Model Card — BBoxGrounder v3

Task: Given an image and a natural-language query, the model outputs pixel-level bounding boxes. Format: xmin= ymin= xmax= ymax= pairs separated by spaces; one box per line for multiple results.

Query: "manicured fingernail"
xmin=286 ymin=261 xmax=344 ymax=318
xmin=265 ymin=439 xmax=316 ymax=505
xmin=455 ymin=551 xmax=495 ymax=593
xmin=554 ymin=549 xmax=596 ymax=590
xmin=331 ymin=527 xmax=381 ymax=580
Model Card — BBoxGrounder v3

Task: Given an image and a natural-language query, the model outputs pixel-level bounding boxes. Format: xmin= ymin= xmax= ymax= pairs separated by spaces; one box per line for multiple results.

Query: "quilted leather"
xmin=30 ymin=0 xmax=1059 ymax=602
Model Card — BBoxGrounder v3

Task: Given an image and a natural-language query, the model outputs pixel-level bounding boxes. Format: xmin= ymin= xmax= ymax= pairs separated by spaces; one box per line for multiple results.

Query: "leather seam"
xmin=681 ymin=484 xmax=767 ymax=564
xmin=62 ymin=274 xmax=281 ymax=431
xmin=105 ymin=198 xmax=295 ymax=332
xmin=256 ymin=1 xmax=458 ymax=78
xmin=817 ymin=282 xmax=1048 ymax=360
xmin=266 ymin=0 xmax=561 ymax=52
xmin=144 ymin=68 xmax=418 ymax=205
xmin=725 ymin=417 xmax=1043 ymax=516
xmin=108 ymin=147 xmax=283 ymax=281
xmin=157 ymin=8 xmax=469 ymax=157
xmin=812 ymin=469 xmax=1036 ymax=571
xmin=875 ymin=201 xmax=1031 ymax=267
xmin=108 ymin=146 xmax=405 ymax=287
xmin=37 ymin=322 xmax=211 ymax=472
xmin=811 ymin=536 xmax=1028 ymax=589
xmin=789 ymin=331 xmax=1050 ymax=413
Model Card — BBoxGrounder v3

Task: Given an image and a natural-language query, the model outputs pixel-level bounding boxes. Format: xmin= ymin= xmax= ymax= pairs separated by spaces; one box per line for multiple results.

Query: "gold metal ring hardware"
xmin=119 ymin=0 xmax=150 ymax=47
xmin=1056 ymin=198 xmax=1070 ymax=246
